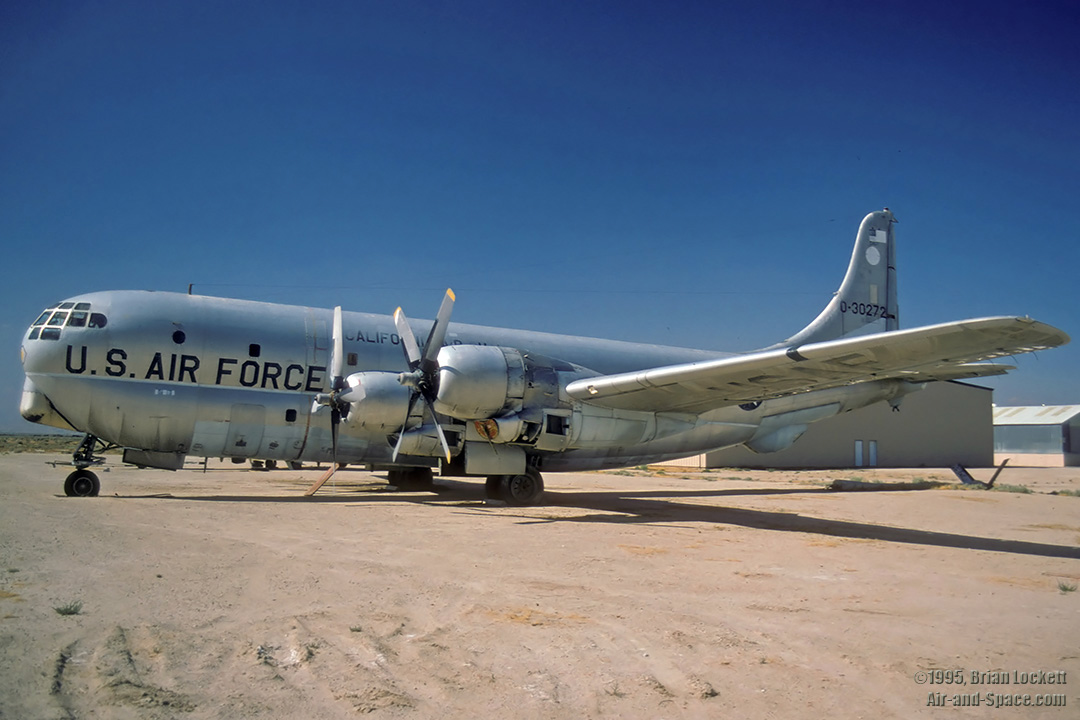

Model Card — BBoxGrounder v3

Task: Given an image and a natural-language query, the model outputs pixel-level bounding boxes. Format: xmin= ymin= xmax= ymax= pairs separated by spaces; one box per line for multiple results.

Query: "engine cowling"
xmin=338 ymin=371 xmax=412 ymax=429
xmin=433 ymin=345 xmax=526 ymax=420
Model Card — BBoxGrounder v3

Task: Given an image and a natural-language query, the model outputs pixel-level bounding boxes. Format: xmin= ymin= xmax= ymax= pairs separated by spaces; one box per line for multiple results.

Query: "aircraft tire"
xmin=499 ymin=468 xmax=544 ymax=506
xmin=388 ymin=467 xmax=434 ymax=490
xmin=64 ymin=470 xmax=100 ymax=497
xmin=289 ymin=461 xmax=303 ymax=470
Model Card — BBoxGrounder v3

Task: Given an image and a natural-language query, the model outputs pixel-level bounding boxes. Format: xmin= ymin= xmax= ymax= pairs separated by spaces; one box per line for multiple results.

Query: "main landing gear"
xmin=387 ymin=466 xmax=435 ymax=491
xmin=62 ymin=434 xmax=114 ymax=497
xmin=381 ymin=466 xmax=545 ymax=505
xmin=485 ymin=467 xmax=545 ymax=506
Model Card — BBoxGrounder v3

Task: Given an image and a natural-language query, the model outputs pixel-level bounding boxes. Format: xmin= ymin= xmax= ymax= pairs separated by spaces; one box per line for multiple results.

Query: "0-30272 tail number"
xmin=839 ymin=301 xmax=889 ymax=318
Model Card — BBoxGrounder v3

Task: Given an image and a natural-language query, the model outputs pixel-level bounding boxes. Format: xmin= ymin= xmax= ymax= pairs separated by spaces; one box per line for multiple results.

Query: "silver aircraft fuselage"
xmin=20 ymin=289 xmax=909 ymax=472
xmin=28 ymin=210 xmax=1062 ymax=502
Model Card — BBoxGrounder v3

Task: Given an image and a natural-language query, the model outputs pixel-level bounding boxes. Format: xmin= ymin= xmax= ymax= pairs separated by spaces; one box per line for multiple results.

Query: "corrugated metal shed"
xmin=993 ymin=405 xmax=1080 ymax=467
xmin=992 ymin=406 xmax=1080 ymax=426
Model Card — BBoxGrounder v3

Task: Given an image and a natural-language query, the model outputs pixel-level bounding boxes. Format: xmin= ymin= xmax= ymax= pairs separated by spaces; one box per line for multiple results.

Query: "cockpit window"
xmin=27 ymin=302 xmax=106 ymax=340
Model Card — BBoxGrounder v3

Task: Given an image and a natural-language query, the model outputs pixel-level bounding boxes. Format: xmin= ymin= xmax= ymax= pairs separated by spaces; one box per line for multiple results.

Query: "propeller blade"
xmin=306 ymin=306 xmax=352 ymax=497
xmin=330 ymin=407 xmax=340 ymax=467
xmin=391 ymin=428 xmax=407 ymax=463
xmin=331 ymin=306 xmax=344 ymax=385
xmin=390 ymin=407 xmax=451 ymax=463
xmin=421 ymin=289 xmax=455 ymax=373
xmin=306 ymin=400 xmax=343 ymax=497
xmin=423 ymin=396 xmax=453 ymax=463
xmin=394 ymin=307 xmax=423 ymax=369
xmin=391 ymin=392 xmax=419 ymax=462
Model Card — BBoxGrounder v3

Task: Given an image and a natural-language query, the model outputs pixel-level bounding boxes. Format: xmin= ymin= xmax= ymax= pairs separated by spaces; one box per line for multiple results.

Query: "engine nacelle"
xmin=434 ymin=345 xmax=526 ymax=420
xmin=743 ymin=403 xmax=840 ymax=454
xmin=338 ymin=371 xmax=412 ymax=429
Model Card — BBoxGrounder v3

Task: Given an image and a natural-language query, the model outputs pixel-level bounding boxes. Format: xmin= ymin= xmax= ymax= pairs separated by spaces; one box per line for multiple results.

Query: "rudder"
xmin=779 ymin=208 xmax=898 ymax=347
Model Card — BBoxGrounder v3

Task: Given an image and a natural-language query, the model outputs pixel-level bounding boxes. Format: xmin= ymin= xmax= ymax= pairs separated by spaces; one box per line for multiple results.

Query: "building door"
xmin=854 ymin=440 xmax=864 ymax=467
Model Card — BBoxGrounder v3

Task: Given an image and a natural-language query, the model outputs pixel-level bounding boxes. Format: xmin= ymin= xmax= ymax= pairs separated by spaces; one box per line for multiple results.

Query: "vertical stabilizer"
xmin=779 ymin=209 xmax=898 ymax=348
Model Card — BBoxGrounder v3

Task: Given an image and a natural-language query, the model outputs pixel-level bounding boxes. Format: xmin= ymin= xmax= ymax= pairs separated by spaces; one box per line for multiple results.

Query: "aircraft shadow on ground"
xmin=536 ymin=488 xmax=1080 ymax=560
xmin=113 ymin=475 xmax=1080 ymax=561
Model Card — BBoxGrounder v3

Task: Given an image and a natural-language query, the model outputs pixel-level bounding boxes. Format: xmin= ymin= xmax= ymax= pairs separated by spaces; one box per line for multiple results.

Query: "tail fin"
xmin=780 ymin=208 xmax=898 ymax=347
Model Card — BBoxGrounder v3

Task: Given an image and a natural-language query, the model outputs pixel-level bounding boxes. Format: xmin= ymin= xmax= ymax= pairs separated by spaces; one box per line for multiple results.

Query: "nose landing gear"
xmin=64 ymin=469 xmax=100 ymax=497
xmin=62 ymin=434 xmax=114 ymax=497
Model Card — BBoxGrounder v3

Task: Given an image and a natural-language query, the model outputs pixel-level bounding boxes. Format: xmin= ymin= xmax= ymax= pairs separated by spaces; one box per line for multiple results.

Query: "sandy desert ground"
xmin=1 ymin=454 xmax=1079 ymax=719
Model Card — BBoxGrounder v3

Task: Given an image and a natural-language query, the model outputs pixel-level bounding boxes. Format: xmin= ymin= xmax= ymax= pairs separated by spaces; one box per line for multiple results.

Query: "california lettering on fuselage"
xmin=20 ymin=210 xmax=1069 ymax=504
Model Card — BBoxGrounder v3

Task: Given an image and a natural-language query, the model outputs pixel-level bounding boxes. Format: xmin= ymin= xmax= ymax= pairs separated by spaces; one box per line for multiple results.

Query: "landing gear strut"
xmin=63 ymin=434 xmax=114 ymax=497
xmin=486 ymin=467 xmax=545 ymax=506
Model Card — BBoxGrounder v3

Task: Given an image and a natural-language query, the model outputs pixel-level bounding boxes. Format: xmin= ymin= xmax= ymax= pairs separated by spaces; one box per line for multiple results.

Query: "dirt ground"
xmin=1 ymin=455 xmax=1078 ymax=719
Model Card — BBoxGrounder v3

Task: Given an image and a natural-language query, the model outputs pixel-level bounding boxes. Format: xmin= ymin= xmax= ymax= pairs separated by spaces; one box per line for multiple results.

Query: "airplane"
xmin=19 ymin=209 xmax=1068 ymax=504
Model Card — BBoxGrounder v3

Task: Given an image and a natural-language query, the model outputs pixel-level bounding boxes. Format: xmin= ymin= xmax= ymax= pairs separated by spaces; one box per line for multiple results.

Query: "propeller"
xmin=391 ymin=289 xmax=455 ymax=463
xmin=306 ymin=306 xmax=347 ymax=494
xmin=306 ymin=292 xmax=455 ymax=495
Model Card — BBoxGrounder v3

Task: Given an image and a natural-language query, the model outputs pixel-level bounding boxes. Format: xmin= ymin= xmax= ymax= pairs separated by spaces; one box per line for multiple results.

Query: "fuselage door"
xmin=224 ymin=403 xmax=265 ymax=457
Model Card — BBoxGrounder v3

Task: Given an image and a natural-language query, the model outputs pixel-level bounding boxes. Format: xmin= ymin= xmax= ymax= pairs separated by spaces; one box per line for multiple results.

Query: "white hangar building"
xmin=663 ymin=381 xmax=994 ymax=469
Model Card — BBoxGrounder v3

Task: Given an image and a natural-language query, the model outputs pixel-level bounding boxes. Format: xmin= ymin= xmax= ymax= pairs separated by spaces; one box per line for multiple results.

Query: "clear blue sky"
xmin=2 ymin=1 xmax=1077 ymax=432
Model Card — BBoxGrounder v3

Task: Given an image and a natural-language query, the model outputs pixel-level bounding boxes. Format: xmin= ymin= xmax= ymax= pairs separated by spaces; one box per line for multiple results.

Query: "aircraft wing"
xmin=564 ymin=317 xmax=1069 ymax=414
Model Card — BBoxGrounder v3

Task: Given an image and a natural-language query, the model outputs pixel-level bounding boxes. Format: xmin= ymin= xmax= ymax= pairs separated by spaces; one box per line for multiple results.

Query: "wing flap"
xmin=564 ymin=317 xmax=1068 ymax=414
xmin=895 ymin=362 xmax=1014 ymax=382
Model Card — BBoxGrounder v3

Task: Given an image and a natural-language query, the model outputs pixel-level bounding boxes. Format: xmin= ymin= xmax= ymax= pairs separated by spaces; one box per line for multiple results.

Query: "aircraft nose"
xmin=22 ymin=298 xmax=111 ymax=377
